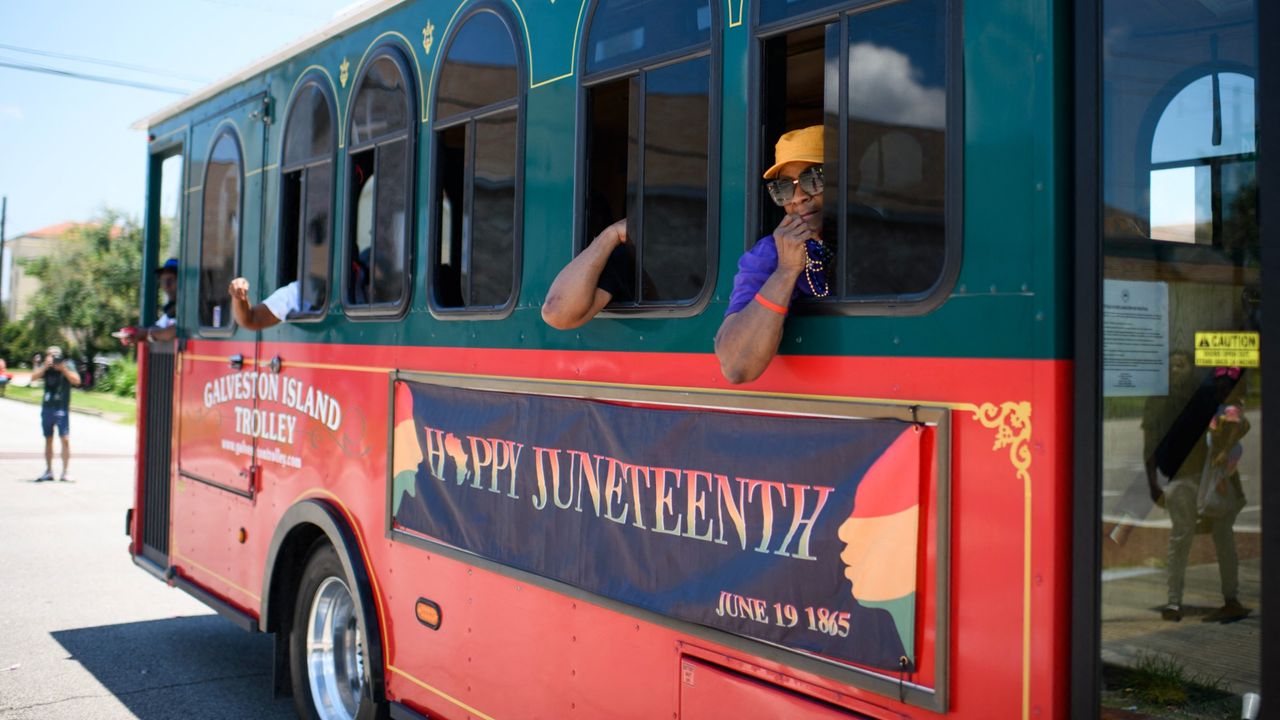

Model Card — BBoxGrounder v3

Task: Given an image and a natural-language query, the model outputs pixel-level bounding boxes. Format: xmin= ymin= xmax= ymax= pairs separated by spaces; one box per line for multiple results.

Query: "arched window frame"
xmin=573 ymin=0 xmax=722 ymax=317
xmin=1137 ymin=62 xmax=1258 ymax=252
xmin=197 ymin=124 xmax=245 ymax=333
xmin=342 ymin=43 xmax=418 ymax=319
xmin=277 ymin=74 xmax=338 ymax=322
xmin=427 ymin=4 xmax=527 ymax=319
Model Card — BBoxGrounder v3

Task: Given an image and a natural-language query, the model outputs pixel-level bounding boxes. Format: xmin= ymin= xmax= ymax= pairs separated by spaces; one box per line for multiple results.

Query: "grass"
xmin=2 ymin=384 xmax=137 ymax=424
xmin=1103 ymin=654 xmax=1237 ymax=719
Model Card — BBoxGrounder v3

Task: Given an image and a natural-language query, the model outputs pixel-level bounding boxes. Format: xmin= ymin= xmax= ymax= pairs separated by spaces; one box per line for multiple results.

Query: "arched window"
xmin=1148 ymin=72 xmax=1256 ymax=249
xmin=431 ymin=8 xmax=524 ymax=314
xmin=279 ymin=78 xmax=336 ymax=319
xmin=345 ymin=47 xmax=416 ymax=314
xmin=199 ymin=128 xmax=243 ymax=329
xmin=580 ymin=0 xmax=717 ymax=309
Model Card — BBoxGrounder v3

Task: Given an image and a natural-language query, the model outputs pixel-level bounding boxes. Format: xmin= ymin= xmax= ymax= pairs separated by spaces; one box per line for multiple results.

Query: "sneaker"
xmin=1160 ymin=603 xmax=1182 ymax=622
xmin=35 ymin=470 xmax=53 ymax=483
xmin=1203 ymin=599 xmax=1250 ymax=623
xmin=58 ymin=474 xmax=72 ymax=482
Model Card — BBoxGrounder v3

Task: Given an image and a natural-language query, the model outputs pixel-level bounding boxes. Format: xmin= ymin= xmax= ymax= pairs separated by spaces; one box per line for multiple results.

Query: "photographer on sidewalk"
xmin=31 ymin=345 xmax=81 ymax=482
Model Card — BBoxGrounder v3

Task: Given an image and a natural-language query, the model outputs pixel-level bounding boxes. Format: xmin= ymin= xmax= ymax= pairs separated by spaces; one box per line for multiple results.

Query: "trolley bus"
xmin=128 ymin=0 xmax=1276 ymax=718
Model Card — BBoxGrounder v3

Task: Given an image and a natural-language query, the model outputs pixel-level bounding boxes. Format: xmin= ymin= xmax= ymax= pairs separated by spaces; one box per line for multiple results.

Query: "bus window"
xmin=345 ymin=50 xmax=414 ymax=314
xmin=198 ymin=128 xmax=243 ymax=329
xmin=431 ymin=9 xmax=522 ymax=314
xmin=758 ymin=0 xmax=951 ymax=308
xmin=581 ymin=0 xmax=715 ymax=308
xmin=279 ymin=79 xmax=335 ymax=318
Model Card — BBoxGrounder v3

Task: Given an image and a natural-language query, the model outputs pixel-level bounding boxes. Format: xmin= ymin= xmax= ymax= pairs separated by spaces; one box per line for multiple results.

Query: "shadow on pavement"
xmin=51 ymin=615 xmax=296 ymax=719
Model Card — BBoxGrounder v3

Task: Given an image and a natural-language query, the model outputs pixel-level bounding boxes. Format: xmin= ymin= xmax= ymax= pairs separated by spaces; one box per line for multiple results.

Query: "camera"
xmin=51 ymin=354 xmax=64 ymax=366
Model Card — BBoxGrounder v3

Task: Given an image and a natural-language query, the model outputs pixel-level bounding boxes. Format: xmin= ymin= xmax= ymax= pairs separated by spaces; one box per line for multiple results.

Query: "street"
xmin=0 ymin=397 xmax=294 ymax=720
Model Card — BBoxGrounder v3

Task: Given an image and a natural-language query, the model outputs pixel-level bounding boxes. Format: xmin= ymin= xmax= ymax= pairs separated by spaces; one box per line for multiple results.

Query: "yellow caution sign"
xmin=1194 ymin=331 xmax=1260 ymax=368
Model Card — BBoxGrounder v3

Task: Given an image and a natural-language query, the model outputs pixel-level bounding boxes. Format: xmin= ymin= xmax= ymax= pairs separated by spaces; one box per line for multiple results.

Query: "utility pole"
xmin=0 ymin=196 xmax=7 ymax=322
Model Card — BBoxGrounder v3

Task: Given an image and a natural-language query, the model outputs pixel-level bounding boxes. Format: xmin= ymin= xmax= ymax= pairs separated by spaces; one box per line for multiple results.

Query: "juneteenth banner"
xmin=390 ymin=380 xmax=924 ymax=671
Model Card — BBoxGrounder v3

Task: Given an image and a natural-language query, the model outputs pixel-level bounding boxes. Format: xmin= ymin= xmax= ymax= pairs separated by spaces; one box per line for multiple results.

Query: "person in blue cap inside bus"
xmin=120 ymin=257 xmax=179 ymax=345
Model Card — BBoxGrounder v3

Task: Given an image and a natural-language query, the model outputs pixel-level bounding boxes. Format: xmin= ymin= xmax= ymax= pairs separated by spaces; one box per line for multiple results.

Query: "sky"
xmin=0 ymin=0 xmax=365 ymax=241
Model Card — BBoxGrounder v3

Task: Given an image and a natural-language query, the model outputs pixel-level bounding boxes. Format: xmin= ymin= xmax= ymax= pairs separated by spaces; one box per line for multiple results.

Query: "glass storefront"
xmin=1098 ymin=1 xmax=1261 ymax=716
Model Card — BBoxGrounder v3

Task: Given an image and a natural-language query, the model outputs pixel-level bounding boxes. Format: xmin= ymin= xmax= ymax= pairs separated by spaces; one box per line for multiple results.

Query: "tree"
xmin=0 ymin=316 xmax=44 ymax=367
xmin=21 ymin=209 xmax=142 ymax=373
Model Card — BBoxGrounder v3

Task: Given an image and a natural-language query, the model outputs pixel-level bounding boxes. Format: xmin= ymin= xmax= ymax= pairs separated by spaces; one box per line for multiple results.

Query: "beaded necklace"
xmin=803 ymin=239 xmax=832 ymax=298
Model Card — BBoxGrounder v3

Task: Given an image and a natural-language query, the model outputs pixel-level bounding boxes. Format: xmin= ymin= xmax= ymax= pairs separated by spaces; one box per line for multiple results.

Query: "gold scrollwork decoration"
xmin=340 ymin=58 xmax=350 ymax=88
xmin=971 ymin=401 xmax=1032 ymax=482
xmin=422 ymin=20 xmax=435 ymax=56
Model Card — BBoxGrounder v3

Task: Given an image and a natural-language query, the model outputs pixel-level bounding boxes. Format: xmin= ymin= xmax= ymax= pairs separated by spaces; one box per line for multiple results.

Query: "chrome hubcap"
xmin=306 ymin=576 xmax=363 ymax=720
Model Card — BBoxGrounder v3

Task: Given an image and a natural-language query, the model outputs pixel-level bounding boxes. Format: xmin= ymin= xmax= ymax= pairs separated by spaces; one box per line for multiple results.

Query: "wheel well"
xmin=264 ymin=522 xmax=326 ymax=699
xmin=265 ymin=522 xmax=326 ymax=635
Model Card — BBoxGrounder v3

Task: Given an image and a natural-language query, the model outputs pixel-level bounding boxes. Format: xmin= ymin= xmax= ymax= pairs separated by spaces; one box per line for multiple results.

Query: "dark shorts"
xmin=41 ymin=408 xmax=70 ymax=438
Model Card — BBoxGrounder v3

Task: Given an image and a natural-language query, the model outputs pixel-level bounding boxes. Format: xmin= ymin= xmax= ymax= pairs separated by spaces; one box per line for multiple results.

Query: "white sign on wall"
xmin=1103 ymin=279 xmax=1169 ymax=397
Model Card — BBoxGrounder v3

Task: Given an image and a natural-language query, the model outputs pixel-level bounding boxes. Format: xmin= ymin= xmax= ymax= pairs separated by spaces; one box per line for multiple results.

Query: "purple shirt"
xmin=725 ymin=235 xmax=830 ymax=316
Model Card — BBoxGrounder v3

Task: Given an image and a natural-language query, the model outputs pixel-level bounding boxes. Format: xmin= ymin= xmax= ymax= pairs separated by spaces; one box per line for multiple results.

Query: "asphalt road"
xmin=0 ymin=397 xmax=295 ymax=720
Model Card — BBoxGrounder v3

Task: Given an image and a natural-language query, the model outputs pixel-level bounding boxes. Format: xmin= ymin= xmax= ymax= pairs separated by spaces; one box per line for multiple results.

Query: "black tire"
xmin=289 ymin=541 xmax=385 ymax=720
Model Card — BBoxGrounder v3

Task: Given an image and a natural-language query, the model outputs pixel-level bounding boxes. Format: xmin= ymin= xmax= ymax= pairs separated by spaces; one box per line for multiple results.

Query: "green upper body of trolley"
xmin=139 ymin=0 xmax=1068 ymax=363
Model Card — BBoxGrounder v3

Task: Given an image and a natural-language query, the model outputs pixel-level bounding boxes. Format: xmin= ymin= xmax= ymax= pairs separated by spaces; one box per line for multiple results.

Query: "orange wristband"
xmin=754 ymin=292 xmax=788 ymax=315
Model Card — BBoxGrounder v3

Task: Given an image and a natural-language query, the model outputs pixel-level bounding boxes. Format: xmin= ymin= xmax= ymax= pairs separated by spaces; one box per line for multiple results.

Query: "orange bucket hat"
xmin=762 ymin=125 xmax=824 ymax=179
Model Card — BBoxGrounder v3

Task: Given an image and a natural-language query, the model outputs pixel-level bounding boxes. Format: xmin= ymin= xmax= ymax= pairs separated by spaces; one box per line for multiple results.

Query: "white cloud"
xmin=839 ymin=43 xmax=945 ymax=129
xmin=0 ymin=104 xmax=24 ymax=121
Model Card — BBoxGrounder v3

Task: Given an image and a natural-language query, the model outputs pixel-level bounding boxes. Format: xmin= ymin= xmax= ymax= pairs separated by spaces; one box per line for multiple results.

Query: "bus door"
xmin=1089 ymin=3 xmax=1266 ymax=715
xmin=175 ymin=99 xmax=269 ymax=501
xmin=133 ymin=139 xmax=185 ymax=566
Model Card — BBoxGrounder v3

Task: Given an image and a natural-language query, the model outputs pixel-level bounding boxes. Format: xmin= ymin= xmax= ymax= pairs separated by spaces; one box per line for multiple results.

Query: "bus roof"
xmin=131 ymin=0 xmax=402 ymax=131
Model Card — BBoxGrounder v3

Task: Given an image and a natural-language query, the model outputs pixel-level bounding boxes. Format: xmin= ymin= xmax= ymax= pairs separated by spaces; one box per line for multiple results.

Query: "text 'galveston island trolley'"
xmin=128 ymin=0 xmax=1275 ymax=718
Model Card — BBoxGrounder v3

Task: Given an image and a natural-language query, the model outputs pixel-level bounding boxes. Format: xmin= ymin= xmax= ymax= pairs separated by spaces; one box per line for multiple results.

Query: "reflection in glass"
xmin=1099 ymin=1 xmax=1260 ymax=715
xmin=373 ymin=138 xmax=408 ymax=305
xmin=843 ymin=0 xmax=946 ymax=297
xmin=641 ymin=57 xmax=708 ymax=303
xmin=199 ymin=132 xmax=241 ymax=328
xmin=159 ymin=154 xmax=184 ymax=262
xmin=1151 ymin=74 xmax=1256 ymax=164
xmin=437 ymin=11 xmax=518 ymax=120
xmin=350 ymin=56 xmax=409 ymax=147
xmin=302 ymin=168 xmax=332 ymax=312
xmin=284 ymin=83 xmax=334 ymax=167
xmin=586 ymin=0 xmax=710 ymax=75
xmin=759 ymin=0 xmax=835 ymax=28
xmin=470 ymin=111 xmax=517 ymax=307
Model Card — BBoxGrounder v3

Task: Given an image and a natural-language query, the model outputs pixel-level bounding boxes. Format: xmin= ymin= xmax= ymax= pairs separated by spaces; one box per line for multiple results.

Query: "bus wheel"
xmin=290 ymin=542 xmax=380 ymax=720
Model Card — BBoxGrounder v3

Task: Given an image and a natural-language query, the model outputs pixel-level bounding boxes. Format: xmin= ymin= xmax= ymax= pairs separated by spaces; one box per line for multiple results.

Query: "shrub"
xmin=97 ymin=358 xmax=138 ymax=398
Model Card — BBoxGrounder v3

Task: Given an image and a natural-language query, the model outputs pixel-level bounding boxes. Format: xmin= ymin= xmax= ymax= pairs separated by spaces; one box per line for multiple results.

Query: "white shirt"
xmin=261 ymin=281 xmax=302 ymax=321
xmin=155 ymin=313 xmax=175 ymax=329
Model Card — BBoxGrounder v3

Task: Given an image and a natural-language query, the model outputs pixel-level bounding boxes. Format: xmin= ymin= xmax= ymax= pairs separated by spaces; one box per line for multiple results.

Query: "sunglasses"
xmin=765 ymin=165 xmax=824 ymax=207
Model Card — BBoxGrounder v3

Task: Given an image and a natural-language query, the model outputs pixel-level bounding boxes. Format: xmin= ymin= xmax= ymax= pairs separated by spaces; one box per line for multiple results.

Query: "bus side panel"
xmin=163 ymin=338 xmax=1069 ymax=719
